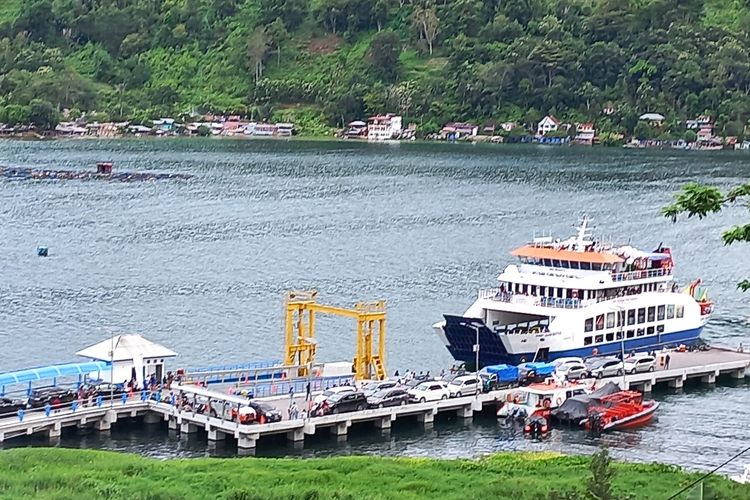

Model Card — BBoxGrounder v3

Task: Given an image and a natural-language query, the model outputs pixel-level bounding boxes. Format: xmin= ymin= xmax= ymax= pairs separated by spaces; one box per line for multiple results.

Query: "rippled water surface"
xmin=1 ymin=138 xmax=749 ymax=472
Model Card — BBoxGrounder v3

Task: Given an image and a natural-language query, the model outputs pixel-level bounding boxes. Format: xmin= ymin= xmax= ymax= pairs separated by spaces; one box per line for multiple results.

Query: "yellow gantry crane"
xmin=283 ymin=290 xmax=386 ymax=381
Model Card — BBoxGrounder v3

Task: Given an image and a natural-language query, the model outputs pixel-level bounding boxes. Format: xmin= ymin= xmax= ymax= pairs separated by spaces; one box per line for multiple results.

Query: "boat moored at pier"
xmin=434 ymin=216 xmax=713 ymax=368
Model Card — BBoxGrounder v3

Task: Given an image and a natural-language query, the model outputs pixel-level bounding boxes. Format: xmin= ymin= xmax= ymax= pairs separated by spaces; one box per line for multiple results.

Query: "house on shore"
xmin=345 ymin=120 xmax=367 ymax=138
xmin=367 ymin=114 xmax=402 ymax=141
xmin=573 ymin=123 xmax=596 ymax=145
xmin=638 ymin=113 xmax=665 ymax=127
xmin=440 ymin=122 xmax=478 ymax=141
xmin=537 ymin=115 xmax=560 ymax=136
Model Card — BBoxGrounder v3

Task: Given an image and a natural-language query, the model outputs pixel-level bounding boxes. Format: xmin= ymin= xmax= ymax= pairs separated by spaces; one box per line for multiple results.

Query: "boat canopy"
xmin=512 ymin=245 xmax=624 ymax=264
xmin=0 ymin=361 xmax=111 ymax=386
xmin=550 ymin=382 xmax=621 ymax=422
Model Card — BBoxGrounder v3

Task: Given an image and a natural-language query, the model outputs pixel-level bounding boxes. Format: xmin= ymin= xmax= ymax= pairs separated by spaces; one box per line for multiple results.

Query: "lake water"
xmin=1 ymin=138 xmax=749 ymax=472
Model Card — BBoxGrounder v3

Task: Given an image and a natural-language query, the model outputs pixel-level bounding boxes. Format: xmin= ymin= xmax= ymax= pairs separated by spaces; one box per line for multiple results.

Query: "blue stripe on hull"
xmin=442 ymin=315 xmax=703 ymax=366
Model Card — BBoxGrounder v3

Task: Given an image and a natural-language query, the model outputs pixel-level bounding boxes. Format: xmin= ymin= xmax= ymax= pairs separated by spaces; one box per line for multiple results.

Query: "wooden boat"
xmin=583 ymin=391 xmax=659 ymax=432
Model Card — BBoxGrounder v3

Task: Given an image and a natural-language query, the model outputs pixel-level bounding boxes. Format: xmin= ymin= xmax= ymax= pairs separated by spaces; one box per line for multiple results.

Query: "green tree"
xmin=684 ymin=129 xmax=697 ymax=142
xmin=586 ymin=448 xmax=615 ymax=500
xmin=246 ymin=27 xmax=269 ymax=84
xmin=664 ymin=183 xmax=750 ymax=291
xmin=633 ymin=121 xmax=654 ymax=140
xmin=413 ymin=6 xmax=439 ymax=56
xmin=265 ymin=18 xmax=289 ymax=66
xmin=28 ymin=99 xmax=59 ymax=129
xmin=368 ymin=31 xmax=401 ymax=83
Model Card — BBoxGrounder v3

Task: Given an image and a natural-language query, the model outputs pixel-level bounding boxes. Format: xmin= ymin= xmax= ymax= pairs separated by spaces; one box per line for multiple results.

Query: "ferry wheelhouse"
xmin=434 ymin=217 xmax=713 ymax=368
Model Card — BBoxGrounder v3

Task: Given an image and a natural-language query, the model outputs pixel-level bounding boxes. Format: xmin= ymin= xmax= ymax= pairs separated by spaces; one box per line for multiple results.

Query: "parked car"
xmin=231 ymin=405 xmax=258 ymax=424
xmin=85 ymin=383 xmax=126 ymax=400
xmin=402 ymin=377 xmax=437 ymax=390
xmin=447 ymin=374 xmax=482 ymax=397
xmin=553 ymin=357 xmax=585 ymax=369
xmin=367 ymin=388 xmax=410 ymax=408
xmin=313 ymin=385 xmax=356 ymax=405
xmin=585 ymin=357 xmax=624 ymax=379
xmin=362 ymin=380 xmax=398 ymax=398
xmin=248 ymin=401 xmax=283 ymax=423
xmin=27 ymin=388 xmax=76 ymax=409
xmin=0 ymin=397 xmax=26 ymax=417
xmin=556 ymin=362 xmax=588 ymax=380
xmin=408 ymin=381 xmax=451 ymax=403
xmin=311 ymin=391 xmax=368 ymax=416
xmin=623 ymin=355 xmax=656 ymax=374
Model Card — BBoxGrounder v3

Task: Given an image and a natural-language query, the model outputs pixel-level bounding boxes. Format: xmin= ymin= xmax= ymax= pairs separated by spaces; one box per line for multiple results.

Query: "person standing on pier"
xmin=665 ymin=353 xmax=671 ymax=369
xmin=288 ymin=386 xmax=295 ymax=403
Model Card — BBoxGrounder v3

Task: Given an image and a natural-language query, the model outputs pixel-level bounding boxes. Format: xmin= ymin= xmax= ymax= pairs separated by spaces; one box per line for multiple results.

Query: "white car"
xmin=623 ymin=355 xmax=656 ymax=374
xmin=553 ymin=357 xmax=585 ymax=369
xmin=447 ymin=375 xmax=481 ymax=397
xmin=556 ymin=362 xmax=588 ymax=380
xmin=313 ymin=385 xmax=355 ymax=405
xmin=408 ymin=381 xmax=451 ymax=403
xmin=362 ymin=380 xmax=398 ymax=398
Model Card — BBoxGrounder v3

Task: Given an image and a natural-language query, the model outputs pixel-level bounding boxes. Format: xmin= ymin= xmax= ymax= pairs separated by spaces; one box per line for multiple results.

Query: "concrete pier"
xmin=1 ymin=347 xmax=749 ymax=452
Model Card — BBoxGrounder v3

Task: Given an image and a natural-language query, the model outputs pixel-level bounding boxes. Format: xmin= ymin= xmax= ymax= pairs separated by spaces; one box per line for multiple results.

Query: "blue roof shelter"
xmin=0 ymin=361 xmax=110 ymax=396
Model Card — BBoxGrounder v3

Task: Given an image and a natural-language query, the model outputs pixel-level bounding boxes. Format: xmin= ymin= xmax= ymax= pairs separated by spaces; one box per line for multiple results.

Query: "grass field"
xmin=0 ymin=0 xmax=20 ymax=24
xmin=0 ymin=448 xmax=748 ymax=499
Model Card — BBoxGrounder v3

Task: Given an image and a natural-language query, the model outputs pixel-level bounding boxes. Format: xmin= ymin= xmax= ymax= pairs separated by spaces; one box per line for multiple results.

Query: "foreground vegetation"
xmin=2 ymin=1 xmax=750 ymax=137
xmin=0 ymin=448 xmax=746 ymax=499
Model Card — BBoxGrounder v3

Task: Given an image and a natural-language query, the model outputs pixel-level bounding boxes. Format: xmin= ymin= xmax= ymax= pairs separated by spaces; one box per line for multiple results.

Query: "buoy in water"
xmin=36 ymin=246 xmax=48 ymax=257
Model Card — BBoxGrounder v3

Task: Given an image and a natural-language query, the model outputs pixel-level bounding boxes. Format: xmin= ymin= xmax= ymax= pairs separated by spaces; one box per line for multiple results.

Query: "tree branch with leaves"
xmin=664 ymin=182 xmax=750 ymax=291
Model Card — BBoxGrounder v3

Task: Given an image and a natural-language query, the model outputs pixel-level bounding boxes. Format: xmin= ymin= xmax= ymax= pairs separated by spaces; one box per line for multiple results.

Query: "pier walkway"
xmin=1 ymin=348 xmax=748 ymax=451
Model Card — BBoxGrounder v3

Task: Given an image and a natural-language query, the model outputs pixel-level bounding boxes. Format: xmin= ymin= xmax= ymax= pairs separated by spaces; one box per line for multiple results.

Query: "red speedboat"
xmin=584 ymin=391 xmax=659 ymax=432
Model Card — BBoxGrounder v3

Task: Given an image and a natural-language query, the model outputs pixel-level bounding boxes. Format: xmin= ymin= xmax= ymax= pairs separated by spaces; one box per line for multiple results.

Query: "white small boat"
xmin=497 ymin=380 xmax=589 ymax=419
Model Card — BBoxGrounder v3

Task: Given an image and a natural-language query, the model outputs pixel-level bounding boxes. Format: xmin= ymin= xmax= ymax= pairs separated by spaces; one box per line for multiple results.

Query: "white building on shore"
xmin=367 ymin=114 xmax=402 ymax=141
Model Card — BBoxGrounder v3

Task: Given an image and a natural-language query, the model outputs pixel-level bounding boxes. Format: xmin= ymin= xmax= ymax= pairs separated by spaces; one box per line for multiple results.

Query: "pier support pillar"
xmin=180 ymin=422 xmax=199 ymax=434
xmin=668 ymin=377 xmax=684 ymax=389
xmin=457 ymin=405 xmax=473 ymax=419
xmin=168 ymin=417 xmax=178 ymax=430
xmin=701 ymin=373 xmax=716 ymax=385
xmin=374 ymin=416 xmax=393 ymax=430
xmin=330 ymin=421 xmax=349 ymax=436
xmin=641 ymin=381 xmax=652 ymax=393
xmin=730 ymin=369 xmax=746 ymax=380
xmin=417 ymin=410 xmax=435 ymax=428
xmin=48 ymin=422 xmax=62 ymax=439
xmin=303 ymin=421 xmax=317 ymax=436
xmin=144 ymin=412 xmax=161 ymax=424
xmin=96 ymin=419 xmax=111 ymax=431
xmin=207 ymin=428 xmax=226 ymax=441
xmin=287 ymin=428 xmax=305 ymax=442
xmin=0 ymin=431 xmax=5 ymax=443
xmin=237 ymin=434 xmax=257 ymax=450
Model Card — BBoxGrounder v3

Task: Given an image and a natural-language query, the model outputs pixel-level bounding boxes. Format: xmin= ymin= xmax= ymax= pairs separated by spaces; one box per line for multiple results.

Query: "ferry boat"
xmin=433 ymin=216 xmax=713 ymax=368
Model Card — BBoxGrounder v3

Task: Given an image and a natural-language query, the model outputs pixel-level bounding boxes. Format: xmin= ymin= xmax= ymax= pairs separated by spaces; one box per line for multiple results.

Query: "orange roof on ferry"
xmin=511 ymin=245 xmax=624 ymax=264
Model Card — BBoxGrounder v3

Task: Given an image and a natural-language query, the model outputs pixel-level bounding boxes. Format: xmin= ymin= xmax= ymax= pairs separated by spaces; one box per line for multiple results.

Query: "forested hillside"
xmin=1 ymin=0 xmax=750 ymax=136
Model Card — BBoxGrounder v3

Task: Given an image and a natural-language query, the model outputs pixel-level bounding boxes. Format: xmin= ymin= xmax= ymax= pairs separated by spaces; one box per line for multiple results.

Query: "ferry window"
xmin=666 ymin=305 xmax=675 ymax=319
xmin=561 ymin=260 xmax=570 ymax=269
xmin=647 ymin=306 xmax=656 ymax=322
xmin=584 ymin=318 xmax=594 ymax=332
xmin=595 ymin=314 xmax=605 ymax=330
xmin=676 ymin=305 xmax=684 ymax=318
xmin=606 ymin=312 xmax=615 ymax=329
xmin=580 ymin=261 xmax=591 ymax=270
xmin=637 ymin=308 xmax=646 ymax=323
xmin=626 ymin=330 xmax=635 ymax=338
xmin=531 ymin=285 xmax=537 ymax=296
xmin=657 ymin=305 xmax=665 ymax=321
xmin=543 ymin=259 xmax=552 ymax=266
xmin=646 ymin=326 xmax=655 ymax=336
xmin=591 ymin=263 xmax=602 ymax=271
xmin=584 ymin=336 xmax=593 ymax=346
xmin=605 ymin=333 xmax=614 ymax=342
xmin=627 ymin=309 xmax=636 ymax=325
xmin=656 ymin=325 xmax=665 ymax=334
xmin=557 ymin=288 xmax=564 ymax=298
xmin=570 ymin=261 xmax=580 ymax=270
xmin=616 ymin=331 xmax=623 ymax=340
xmin=595 ymin=334 xmax=604 ymax=343
xmin=552 ymin=259 xmax=561 ymax=267
xmin=637 ymin=328 xmax=645 ymax=337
